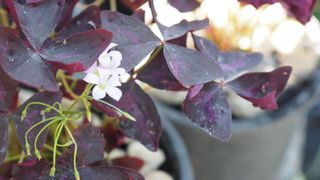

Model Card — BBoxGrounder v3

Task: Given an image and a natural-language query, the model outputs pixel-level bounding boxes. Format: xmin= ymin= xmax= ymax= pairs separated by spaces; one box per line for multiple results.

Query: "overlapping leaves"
xmin=0 ymin=1 xmax=112 ymax=91
xmin=182 ymin=35 xmax=292 ymax=140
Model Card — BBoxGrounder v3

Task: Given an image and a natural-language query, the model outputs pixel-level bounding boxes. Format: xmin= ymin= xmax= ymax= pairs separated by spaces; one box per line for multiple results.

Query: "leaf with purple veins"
xmin=8 ymin=0 xmax=65 ymax=50
xmin=183 ymin=82 xmax=232 ymax=141
xmin=41 ymin=29 xmax=112 ymax=72
xmin=0 ymin=26 xmax=58 ymax=91
xmin=101 ymin=10 xmax=161 ymax=71
xmin=55 ymin=5 xmax=101 ymax=40
xmin=226 ymin=66 xmax=292 ymax=110
xmin=137 ymin=50 xmax=186 ymax=91
xmin=163 ymin=43 xmax=223 ymax=87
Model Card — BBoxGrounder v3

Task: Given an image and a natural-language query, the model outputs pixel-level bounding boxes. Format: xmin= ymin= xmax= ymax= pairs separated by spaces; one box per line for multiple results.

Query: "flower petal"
xmin=119 ymin=73 xmax=130 ymax=83
xmin=105 ymin=86 xmax=122 ymax=101
xmin=83 ymin=73 xmax=100 ymax=85
xmin=98 ymin=67 xmax=111 ymax=82
xmin=106 ymin=42 xmax=118 ymax=52
xmin=107 ymin=75 xmax=122 ymax=87
xmin=108 ymin=51 xmax=122 ymax=61
xmin=92 ymin=86 xmax=107 ymax=100
xmin=112 ymin=68 xmax=126 ymax=75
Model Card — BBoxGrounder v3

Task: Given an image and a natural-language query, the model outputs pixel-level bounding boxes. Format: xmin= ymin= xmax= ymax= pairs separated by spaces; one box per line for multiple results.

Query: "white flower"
xmin=83 ymin=43 xmax=130 ymax=101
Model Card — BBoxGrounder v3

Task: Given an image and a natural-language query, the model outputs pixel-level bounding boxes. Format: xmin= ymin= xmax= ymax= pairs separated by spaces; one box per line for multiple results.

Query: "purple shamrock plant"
xmin=0 ymin=0 xmax=310 ymax=179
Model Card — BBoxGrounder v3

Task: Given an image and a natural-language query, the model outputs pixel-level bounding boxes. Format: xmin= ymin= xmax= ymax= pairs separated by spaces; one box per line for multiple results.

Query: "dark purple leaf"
xmin=101 ymin=10 xmax=161 ymax=71
xmin=114 ymin=42 xmax=161 ymax=71
xmin=56 ymin=0 xmax=79 ymax=31
xmin=0 ymin=115 xmax=9 ymax=164
xmin=101 ymin=10 xmax=159 ymax=46
xmin=9 ymin=0 xmax=65 ymax=49
xmin=137 ymin=50 xmax=186 ymax=91
xmin=12 ymin=92 xmax=62 ymax=156
xmin=41 ymin=166 xmax=144 ymax=180
xmin=0 ymin=26 xmax=58 ymax=91
xmin=92 ymin=81 xmax=162 ymax=151
xmin=149 ymin=0 xmax=206 ymax=41
xmin=0 ymin=66 xmax=18 ymax=113
xmin=219 ymin=52 xmax=263 ymax=80
xmin=183 ymin=82 xmax=232 ymax=141
xmin=41 ymin=29 xmax=112 ymax=72
xmin=112 ymin=156 xmax=144 ymax=171
xmin=282 ymin=0 xmax=316 ymax=24
xmin=62 ymin=124 xmax=106 ymax=165
xmin=11 ymin=160 xmax=47 ymax=179
xmin=168 ymin=0 xmax=200 ymax=12
xmin=55 ymin=6 xmax=101 ymax=40
xmin=239 ymin=0 xmax=278 ymax=8
xmin=163 ymin=43 xmax=223 ymax=87
xmin=226 ymin=66 xmax=292 ymax=110
xmin=156 ymin=19 xmax=208 ymax=41
xmin=120 ymin=0 xmax=147 ymax=10
xmin=132 ymin=9 xmax=145 ymax=22
xmin=193 ymin=34 xmax=262 ymax=80
xmin=193 ymin=34 xmax=219 ymax=60
xmin=101 ymin=121 xmax=125 ymax=152
xmin=0 ymin=162 xmax=14 ymax=179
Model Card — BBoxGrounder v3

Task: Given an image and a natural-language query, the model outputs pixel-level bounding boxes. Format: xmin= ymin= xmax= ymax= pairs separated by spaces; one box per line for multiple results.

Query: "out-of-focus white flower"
xmin=83 ymin=43 xmax=130 ymax=101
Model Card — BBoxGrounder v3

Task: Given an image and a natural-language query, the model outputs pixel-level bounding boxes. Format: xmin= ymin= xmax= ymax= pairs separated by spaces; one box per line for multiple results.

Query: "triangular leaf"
xmin=226 ymin=66 xmax=292 ymax=110
xmin=101 ymin=10 xmax=161 ymax=71
xmin=183 ymin=82 xmax=232 ymax=141
xmin=168 ymin=0 xmax=200 ymax=12
xmin=0 ymin=26 xmax=58 ymax=91
xmin=56 ymin=5 xmax=101 ymax=40
xmin=137 ymin=50 xmax=186 ymax=91
xmin=163 ymin=43 xmax=223 ymax=87
xmin=8 ymin=0 xmax=65 ymax=49
xmin=41 ymin=29 xmax=112 ymax=72
xmin=193 ymin=34 xmax=262 ymax=80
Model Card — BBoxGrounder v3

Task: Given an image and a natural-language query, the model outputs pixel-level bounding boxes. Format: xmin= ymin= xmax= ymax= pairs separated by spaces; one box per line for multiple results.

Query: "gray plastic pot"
xmin=156 ymin=70 xmax=320 ymax=180
xmin=160 ymin=114 xmax=194 ymax=180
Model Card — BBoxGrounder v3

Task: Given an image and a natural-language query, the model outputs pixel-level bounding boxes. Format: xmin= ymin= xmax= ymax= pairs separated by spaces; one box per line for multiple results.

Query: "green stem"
xmin=44 ymin=144 xmax=62 ymax=156
xmin=18 ymin=151 xmax=25 ymax=164
xmin=50 ymin=121 xmax=66 ymax=177
xmin=24 ymin=116 xmax=58 ymax=156
xmin=57 ymin=70 xmax=79 ymax=99
xmin=3 ymin=155 xmax=23 ymax=163
xmin=65 ymin=125 xmax=80 ymax=180
xmin=23 ymin=102 xmax=65 ymax=119
xmin=34 ymin=118 xmax=62 ymax=160
xmin=88 ymin=96 xmax=135 ymax=121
